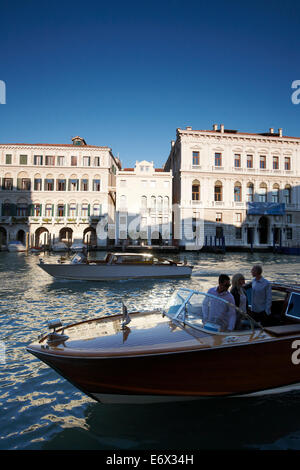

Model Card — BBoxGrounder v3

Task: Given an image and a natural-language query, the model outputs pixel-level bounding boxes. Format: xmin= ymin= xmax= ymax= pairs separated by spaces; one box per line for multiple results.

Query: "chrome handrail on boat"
xmin=165 ymin=288 xmax=264 ymax=334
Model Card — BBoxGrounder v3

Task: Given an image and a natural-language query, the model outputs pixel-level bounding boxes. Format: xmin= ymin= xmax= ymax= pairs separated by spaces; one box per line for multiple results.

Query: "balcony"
xmin=212 ymin=166 xmax=224 ymax=171
xmin=12 ymin=216 xmax=29 ymax=224
xmin=231 ymin=167 xmax=244 ymax=172
xmin=211 ymin=201 xmax=225 ymax=207
xmin=231 ymin=202 xmax=246 ymax=208
xmin=27 ymin=215 xmax=102 ymax=225
xmin=0 ymin=216 xmax=11 ymax=224
xmin=190 ymin=199 xmax=203 ymax=206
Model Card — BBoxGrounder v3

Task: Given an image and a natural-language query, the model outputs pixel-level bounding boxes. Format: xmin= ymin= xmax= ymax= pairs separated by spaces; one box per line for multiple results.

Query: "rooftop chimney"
xmin=171 ymin=140 xmax=175 ymax=148
xmin=186 ymin=126 xmax=192 ymax=131
xmin=212 ymin=124 xmax=218 ymax=131
xmin=269 ymin=128 xmax=274 ymax=134
xmin=220 ymin=124 xmax=224 ymax=133
xmin=278 ymin=128 xmax=282 ymax=137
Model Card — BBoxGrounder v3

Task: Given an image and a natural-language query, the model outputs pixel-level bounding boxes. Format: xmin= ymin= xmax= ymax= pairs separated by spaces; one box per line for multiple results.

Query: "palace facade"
xmin=1 ymin=125 xmax=300 ymax=251
xmin=164 ymin=124 xmax=300 ymax=249
xmin=0 ymin=136 xmax=121 ymax=248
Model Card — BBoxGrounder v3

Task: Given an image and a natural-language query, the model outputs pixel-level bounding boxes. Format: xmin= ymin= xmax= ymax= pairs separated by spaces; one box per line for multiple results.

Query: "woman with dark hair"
xmin=231 ymin=273 xmax=248 ymax=329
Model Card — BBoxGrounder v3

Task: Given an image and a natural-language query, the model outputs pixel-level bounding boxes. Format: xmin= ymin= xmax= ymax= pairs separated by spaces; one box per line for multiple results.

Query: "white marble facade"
xmin=1 ymin=126 xmax=300 ymax=251
xmin=165 ymin=124 xmax=300 ymax=249
xmin=115 ymin=161 xmax=173 ymax=246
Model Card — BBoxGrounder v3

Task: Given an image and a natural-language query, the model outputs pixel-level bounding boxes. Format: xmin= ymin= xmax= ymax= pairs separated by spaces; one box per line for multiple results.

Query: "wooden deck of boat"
xmin=30 ymin=310 xmax=276 ymax=358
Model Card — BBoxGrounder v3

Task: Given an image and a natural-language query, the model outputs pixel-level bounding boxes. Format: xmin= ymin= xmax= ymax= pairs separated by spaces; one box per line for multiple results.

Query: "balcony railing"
xmin=27 ymin=216 xmax=102 ymax=225
xmin=0 ymin=216 xmax=29 ymax=224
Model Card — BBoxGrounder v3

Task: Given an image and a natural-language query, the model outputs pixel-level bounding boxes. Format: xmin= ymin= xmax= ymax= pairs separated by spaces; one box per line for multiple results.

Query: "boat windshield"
xmin=71 ymin=253 xmax=86 ymax=264
xmin=165 ymin=288 xmax=253 ymax=333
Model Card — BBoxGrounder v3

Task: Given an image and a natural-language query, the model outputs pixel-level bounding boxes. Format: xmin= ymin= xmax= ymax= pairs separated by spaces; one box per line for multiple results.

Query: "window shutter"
xmin=11 ymin=203 xmax=17 ymax=216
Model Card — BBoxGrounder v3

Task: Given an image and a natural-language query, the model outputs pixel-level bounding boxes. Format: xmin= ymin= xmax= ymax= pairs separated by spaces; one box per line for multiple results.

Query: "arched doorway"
xmin=0 ymin=227 xmax=7 ymax=247
xmin=35 ymin=227 xmax=49 ymax=247
xmin=59 ymin=227 xmax=73 ymax=246
xmin=83 ymin=227 xmax=97 ymax=247
xmin=17 ymin=229 xmax=26 ymax=244
xmin=151 ymin=231 xmax=162 ymax=245
xmin=258 ymin=216 xmax=269 ymax=244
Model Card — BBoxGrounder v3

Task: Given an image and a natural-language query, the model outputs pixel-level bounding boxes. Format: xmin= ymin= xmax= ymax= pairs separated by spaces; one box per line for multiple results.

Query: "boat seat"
xmin=264 ymin=324 xmax=300 ymax=336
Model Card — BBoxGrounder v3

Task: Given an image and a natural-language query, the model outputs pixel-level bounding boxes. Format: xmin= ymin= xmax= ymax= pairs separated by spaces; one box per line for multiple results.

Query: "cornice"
xmin=178 ymin=131 xmax=300 ymax=146
xmin=0 ymin=144 xmax=110 ymax=152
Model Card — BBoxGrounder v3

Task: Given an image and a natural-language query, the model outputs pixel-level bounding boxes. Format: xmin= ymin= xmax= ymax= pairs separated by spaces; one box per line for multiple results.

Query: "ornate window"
xmin=215 ymin=153 xmax=222 ymax=167
xmin=192 ymin=151 xmax=200 ymax=166
xmin=234 ymin=182 xmax=242 ymax=202
xmin=214 ymin=181 xmax=222 ymax=201
xmin=271 ymin=184 xmax=279 ymax=203
xmin=192 ymin=180 xmax=200 ymax=201
xmin=258 ymin=183 xmax=267 ymax=202
xmin=246 ymin=183 xmax=254 ymax=202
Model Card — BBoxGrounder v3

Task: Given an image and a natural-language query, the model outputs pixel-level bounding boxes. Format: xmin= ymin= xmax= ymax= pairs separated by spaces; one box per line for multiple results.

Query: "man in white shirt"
xmin=248 ymin=264 xmax=272 ymax=325
xmin=202 ymin=274 xmax=236 ymax=331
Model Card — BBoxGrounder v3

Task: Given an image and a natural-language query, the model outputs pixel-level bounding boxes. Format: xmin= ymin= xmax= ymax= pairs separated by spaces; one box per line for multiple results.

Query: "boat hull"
xmin=39 ymin=263 xmax=192 ymax=280
xmin=8 ymin=245 xmax=26 ymax=252
xmin=27 ymin=335 xmax=300 ymax=403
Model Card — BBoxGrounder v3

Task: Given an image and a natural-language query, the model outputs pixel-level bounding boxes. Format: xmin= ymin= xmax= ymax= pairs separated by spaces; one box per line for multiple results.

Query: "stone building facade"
xmin=0 ymin=136 xmax=121 ymax=248
xmin=115 ymin=161 xmax=173 ymax=246
xmin=164 ymin=124 xmax=300 ymax=250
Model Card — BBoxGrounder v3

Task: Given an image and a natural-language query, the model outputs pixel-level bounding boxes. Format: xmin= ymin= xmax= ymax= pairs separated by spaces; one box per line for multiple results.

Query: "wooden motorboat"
xmin=38 ymin=252 xmax=193 ymax=280
xmin=70 ymin=242 xmax=85 ymax=252
xmin=52 ymin=241 xmax=68 ymax=252
xmin=27 ymin=283 xmax=300 ymax=403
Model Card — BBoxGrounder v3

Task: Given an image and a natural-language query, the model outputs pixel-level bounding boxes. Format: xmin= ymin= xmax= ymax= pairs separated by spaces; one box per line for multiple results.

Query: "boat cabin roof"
xmin=105 ymin=253 xmax=157 ymax=263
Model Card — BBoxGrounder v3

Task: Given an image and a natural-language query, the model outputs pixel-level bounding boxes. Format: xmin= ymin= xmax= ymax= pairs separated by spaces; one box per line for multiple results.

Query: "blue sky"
xmin=0 ymin=0 xmax=300 ymax=168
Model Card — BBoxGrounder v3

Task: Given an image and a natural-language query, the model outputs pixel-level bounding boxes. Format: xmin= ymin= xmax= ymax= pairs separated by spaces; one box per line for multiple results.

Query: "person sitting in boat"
xmin=202 ymin=274 xmax=236 ymax=331
xmin=230 ymin=273 xmax=248 ymax=329
xmin=247 ymin=264 xmax=272 ymax=326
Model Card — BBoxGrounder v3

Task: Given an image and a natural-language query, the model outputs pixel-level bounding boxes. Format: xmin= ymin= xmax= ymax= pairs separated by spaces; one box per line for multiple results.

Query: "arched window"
xmin=57 ymin=203 xmax=65 ymax=217
xmin=246 ymin=182 xmax=254 ymax=202
xmin=214 ymin=181 xmax=222 ymax=202
xmin=258 ymin=183 xmax=267 ymax=203
xmin=68 ymin=201 xmax=77 ymax=217
xmin=272 ymin=184 xmax=280 ymax=203
xmin=157 ymin=196 xmax=163 ymax=211
xmin=92 ymin=203 xmax=101 ymax=216
xmin=141 ymin=196 xmax=147 ymax=209
xmin=81 ymin=202 xmax=89 ymax=217
xmin=284 ymin=184 xmax=292 ymax=204
xmin=16 ymin=198 xmax=28 ymax=216
xmin=192 ymin=180 xmax=200 ymax=201
xmin=151 ymin=196 xmax=156 ymax=210
xmin=234 ymin=182 xmax=242 ymax=202
xmin=33 ymin=202 xmax=41 ymax=217
xmin=164 ymin=196 xmax=169 ymax=210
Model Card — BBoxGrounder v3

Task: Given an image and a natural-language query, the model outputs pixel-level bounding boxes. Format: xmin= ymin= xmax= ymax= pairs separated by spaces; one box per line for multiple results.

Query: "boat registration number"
xmin=291 ymin=340 xmax=300 ymax=365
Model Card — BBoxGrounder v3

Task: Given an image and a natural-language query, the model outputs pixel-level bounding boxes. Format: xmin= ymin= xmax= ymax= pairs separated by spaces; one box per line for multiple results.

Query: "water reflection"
xmin=0 ymin=250 xmax=300 ymax=450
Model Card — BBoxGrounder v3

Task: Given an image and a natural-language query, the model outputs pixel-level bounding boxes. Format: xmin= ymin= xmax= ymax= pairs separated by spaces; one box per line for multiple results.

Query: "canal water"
xmin=1 ymin=250 xmax=300 ymax=451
